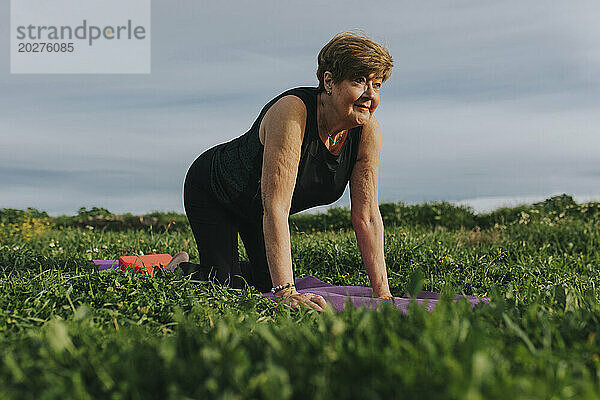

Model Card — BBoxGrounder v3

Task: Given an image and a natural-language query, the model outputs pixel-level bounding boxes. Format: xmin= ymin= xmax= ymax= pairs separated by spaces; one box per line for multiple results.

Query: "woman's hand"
xmin=275 ymin=290 xmax=328 ymax=312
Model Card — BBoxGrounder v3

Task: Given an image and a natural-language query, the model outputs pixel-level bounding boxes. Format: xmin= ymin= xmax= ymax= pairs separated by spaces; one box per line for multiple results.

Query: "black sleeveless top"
xmin=195 ymin=87 xmax=362 ymax=223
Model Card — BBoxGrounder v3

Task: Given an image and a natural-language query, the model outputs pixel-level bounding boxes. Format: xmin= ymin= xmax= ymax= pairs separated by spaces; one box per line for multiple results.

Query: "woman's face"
xmin=330 ymin=72 xmax=382 ymax=126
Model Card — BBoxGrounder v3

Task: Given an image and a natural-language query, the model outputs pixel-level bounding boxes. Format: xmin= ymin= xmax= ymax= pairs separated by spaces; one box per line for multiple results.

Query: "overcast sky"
xmin=1 ymin=1 xmax=599 ymax=215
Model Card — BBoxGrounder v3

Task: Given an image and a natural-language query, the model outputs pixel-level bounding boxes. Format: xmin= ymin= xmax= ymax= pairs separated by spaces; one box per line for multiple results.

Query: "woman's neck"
xmin=317 ymin=91 xmax=351 ymax=140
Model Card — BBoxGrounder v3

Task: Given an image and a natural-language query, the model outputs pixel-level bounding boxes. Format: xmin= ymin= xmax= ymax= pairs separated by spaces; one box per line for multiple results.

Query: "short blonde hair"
xmin=316 ymin=32 xmax=393 ymax=92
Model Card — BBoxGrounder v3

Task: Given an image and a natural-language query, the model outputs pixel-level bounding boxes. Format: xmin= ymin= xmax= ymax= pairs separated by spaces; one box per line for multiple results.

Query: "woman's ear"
xmin=323 ymin=71 xmax=333 ymax=92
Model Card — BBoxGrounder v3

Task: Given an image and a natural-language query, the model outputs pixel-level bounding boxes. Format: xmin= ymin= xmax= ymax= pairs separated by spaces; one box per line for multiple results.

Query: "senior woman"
xmin=175 ymin=32 xmax=394 ymax=311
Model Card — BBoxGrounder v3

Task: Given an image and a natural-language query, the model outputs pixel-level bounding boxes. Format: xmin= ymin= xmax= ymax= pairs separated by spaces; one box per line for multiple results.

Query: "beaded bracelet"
xmin=271 ymin=282 xmax=295 ymax=294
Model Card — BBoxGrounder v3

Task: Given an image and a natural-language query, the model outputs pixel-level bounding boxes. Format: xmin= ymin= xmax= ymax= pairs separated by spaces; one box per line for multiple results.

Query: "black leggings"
xmin=182 ymin=147 xmax=273 ymax=293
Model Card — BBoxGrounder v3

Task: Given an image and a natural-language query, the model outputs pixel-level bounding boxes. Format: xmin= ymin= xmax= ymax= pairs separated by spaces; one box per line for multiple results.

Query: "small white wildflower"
xmin=49 ymin=242 xmax=56 ymax=248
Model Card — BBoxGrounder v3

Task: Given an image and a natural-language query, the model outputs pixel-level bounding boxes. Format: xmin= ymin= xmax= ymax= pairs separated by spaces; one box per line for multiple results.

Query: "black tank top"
xmin=193 ymin=87 xmax=362 ymax=223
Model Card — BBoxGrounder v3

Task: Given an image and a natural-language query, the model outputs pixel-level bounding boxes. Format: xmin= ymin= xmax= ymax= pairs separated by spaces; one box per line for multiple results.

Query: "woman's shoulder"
xmin=257 ymin=87 xmax=315 ymax=119
xmin=258 ymin=89 xmax=312 ymax=146
xmin=265 ymin=94 xmax=307 ymax=121
xmin=263 ymin=87 xmax=318 ymax=121
xmin=362 ymin=115 xmax=380 ymax=135
xmin=273 ymin=86 xmax=318 ymax=109
xmin=353 ymin=115 xmax=381 ymax=158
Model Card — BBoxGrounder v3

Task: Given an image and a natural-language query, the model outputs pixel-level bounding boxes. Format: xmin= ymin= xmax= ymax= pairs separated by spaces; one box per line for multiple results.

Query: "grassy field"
xmin=1 ymin=194 xmax=599 ymax=399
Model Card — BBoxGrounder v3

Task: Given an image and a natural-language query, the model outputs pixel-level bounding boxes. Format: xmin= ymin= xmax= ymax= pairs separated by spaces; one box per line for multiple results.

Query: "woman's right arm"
xmin=260 ymin=95 xmax=328 ymax=312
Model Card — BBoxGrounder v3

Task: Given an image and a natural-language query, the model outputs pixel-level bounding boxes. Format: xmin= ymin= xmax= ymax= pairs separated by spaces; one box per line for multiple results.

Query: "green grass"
xmin=1 ymin=194 xmax=599 ymax=399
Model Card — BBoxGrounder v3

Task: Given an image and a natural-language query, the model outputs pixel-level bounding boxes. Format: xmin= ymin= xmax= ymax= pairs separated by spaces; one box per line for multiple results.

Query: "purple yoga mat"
xmin=91 ymin=260 xmax=489 ymax=312
xmin=262 ymin=276 xmax=490 ymax=313
xmin=93 ymin=259 xmax=119 ymax=271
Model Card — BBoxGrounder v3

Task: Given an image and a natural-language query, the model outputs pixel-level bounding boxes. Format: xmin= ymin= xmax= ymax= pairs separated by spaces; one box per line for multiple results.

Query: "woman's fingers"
xmin=302 ymin=299 xmax=324 ymax=312
xmin=295 ymin=293 xmax=326 ymax=311
xmin=311 ymin=295 xmax=328 ymax=309
xmin=278 ymin=292 xmax=328 ymax=312
xmin=280 ymin=296 xmax=301 ymax=310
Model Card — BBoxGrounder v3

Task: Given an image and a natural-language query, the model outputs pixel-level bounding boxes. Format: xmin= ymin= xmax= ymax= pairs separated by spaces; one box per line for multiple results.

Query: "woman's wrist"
xmin=274 ymin=285 xmax=298 ymax=298
xmin=272 ymin=282 xmax=292 ymax=293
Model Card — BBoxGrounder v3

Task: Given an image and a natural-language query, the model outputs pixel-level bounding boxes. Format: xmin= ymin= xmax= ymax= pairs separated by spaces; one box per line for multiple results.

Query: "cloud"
xmin=1 ymin=1 xmax=600 ymax=214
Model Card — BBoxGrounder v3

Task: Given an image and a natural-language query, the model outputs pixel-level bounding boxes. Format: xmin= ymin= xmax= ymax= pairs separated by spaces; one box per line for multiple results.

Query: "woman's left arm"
xmin=349 ymin=116 xmax=393 ymax=298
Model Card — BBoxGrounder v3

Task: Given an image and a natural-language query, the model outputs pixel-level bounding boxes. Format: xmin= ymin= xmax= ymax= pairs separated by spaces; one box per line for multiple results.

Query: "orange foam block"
xmin=118 ymin=254 xmax=172 ymax=275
